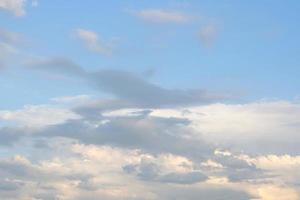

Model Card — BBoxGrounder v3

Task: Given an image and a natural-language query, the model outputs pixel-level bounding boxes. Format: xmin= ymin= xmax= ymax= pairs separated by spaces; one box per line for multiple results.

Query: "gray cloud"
xmin=213 ymin=153 xmax=266 ymax=182
xmin=27 ymin=57 xmax=85 ymax=77
xmin=0 ymin=127 xmax=25 ymax=146
xmin=153 ymin=184 xmax=254 ymax=200
xmin=41 ymin=114 xmax=213 ymax=160
xmin=158 ymin=171 xmax=207 ymax=184
xmin=28 ymin=57 xmax=226 ymax=108
xmin=124 ymin=160 xmax=208 ymax=184
xmin=0 ymin=29 xmax=23 ymax=45
xmin=0 ymin=180 xmax=21 ymax=191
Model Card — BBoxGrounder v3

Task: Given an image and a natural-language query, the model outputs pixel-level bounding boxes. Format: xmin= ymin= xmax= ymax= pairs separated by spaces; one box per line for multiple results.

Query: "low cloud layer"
xmin=1 ymin=97 xmax=300 ymax=199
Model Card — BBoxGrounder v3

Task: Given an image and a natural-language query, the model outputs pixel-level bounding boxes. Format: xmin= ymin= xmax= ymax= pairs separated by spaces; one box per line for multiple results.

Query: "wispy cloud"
xmin=0 ymin=0 xmax=38 ymax=17
xmin=0 ymin=0 xmax=26 ymax=16
xmin=134 ymin=9 xmax=190 ymax=24
xmin=0 ymin=105 xmax=80 ymax=127
xmin=0 ymin=29 xmax=23 ymax=68
xmin=73 ymin=29 xmax=115 ymax=56
xmin=27 ymin=57 xmax=226 ymax=107
xmin=198 ymin=24 xmax=219 ymax=48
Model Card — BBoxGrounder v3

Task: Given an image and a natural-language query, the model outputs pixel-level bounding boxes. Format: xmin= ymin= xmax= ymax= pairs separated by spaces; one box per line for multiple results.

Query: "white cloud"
xmin=74 ymin=29 xmax=114 ymax=56
xmin=253 ymin=154 xmax=300 ymax=186
xmin=0 ymin=105 xmax=81 ymax=127
xmin=134 ymin=9 xmax=190 ymax=24
xmin=0 ymin=143 xmax=255 ymax=200
xmin=150 ymin=101 xmax=300 ymax=154
xmin=0 ymin=0 xmax=26 ymax=17
xmin=1 ymin=99 xmax=300 ymax=199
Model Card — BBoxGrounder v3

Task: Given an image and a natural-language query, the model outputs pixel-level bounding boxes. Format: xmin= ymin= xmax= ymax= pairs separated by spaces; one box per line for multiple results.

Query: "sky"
xmin=0 ymin=1 xmax=300 ymax=200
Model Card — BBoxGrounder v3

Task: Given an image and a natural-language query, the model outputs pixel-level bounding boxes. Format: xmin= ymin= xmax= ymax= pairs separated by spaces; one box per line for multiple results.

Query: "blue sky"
xmin=1 ymin=0 xmax=300 ymax=109
xmin=1 ymin=1 xmax=300 ymax=200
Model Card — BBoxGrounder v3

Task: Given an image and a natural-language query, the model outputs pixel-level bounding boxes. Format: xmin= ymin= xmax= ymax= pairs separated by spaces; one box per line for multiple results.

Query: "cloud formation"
xmin=134 ymin=9 xmax=190 ymax=24
xmin=0 ymin=0 xmax=26 ymax=16
xmin=0 ymin=105 xmax=81 ymax=127
xmin=74 ymin=29 xmax=115 ymax=56
xmin=1 ymin=98 xmax=300 ymax=199
xmin=1 ymin=2 xmax=299 ymax=199
xmin=28 ymin=57 xmax=226 ymax=107
xmin=0 ymin=143 xmax=257 ymax=200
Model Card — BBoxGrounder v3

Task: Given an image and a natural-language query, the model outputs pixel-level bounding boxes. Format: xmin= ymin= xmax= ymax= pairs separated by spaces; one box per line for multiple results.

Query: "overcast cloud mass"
xmin=1 ymin=1 xmax=300 ymax=200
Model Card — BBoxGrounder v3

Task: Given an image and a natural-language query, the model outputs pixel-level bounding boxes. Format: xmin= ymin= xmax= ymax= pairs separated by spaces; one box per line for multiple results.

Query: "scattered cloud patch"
xmin=134 ymin=9 xmax=190 ymax=24
xmin=0 ymin=29 xmax=24 ymax=68
xmin=0 ymin=0 xmax=26 ymax=16
xmin=0 ymin=105 xmax=81 ymax=127
xmin=74 ymin=29 xmax=115 ymax=56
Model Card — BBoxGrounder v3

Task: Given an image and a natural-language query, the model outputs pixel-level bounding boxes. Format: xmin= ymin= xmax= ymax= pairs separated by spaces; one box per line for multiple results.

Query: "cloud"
xmin=198 ymin=24 xmax=219 ymax=48
xmin=27 ymin=57 xmax=85 ymax=76
xmin=41 ymin=114 xmax=213 ymax=160
xmin=123 ymin=153 xmax=207 ymax=184
xmin=0 ymin=127 xmax=25 ymax=146
xmin=0 ymin=29 xmax=23 ymax=68
xmin=254 ymin=154 xmax=300 ymax=186
xmin=150 ymin=101 xmax=300 ymax=154
xmin=0 ymin=105 xmax=81 ymax=127
xmin=51 ymin=94 xmax=92 ymax=105
xmin=134 ymin=9 xmax=190 ymax=24
xmin=155 ymin=184 xmax=254 ymax=200
xmin=158 ymin=171 xmax=207 ymax=184
xmin=0 ymin=103 xmax=299 ymax=199
xmin=74 ymin=29 xmax=115 ymax=56
xmin=0 ymin=29 xmax=23 ymax=45
xmin=0 ymin=143 xmax=257 ymax=200
xmin=27 ymin=57 xmax=226 ymax=107
xmin=3 ymin=99 xmax=300 ymax=164
xmin=0 ymin=0 xmax=26 ymax=16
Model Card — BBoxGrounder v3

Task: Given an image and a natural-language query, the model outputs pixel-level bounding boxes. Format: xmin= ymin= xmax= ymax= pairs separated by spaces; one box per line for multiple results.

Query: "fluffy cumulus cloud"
xmin=0 ymin=140 xmax=255 ymax=200
xmin=0 ymin=0 xmax=26 ymax=16
xmin=0 ymin=56 xmax=296 ymax=199
xmin=150 ymin=101 xmax=300 ymax=154
xmin=1 ymin=94 xmax=300 ymax=199
xmin=0 ymin=0 xmax=32 ymax=17
xmin=0 ymin=2 xmax=298 ymax=199
xmin=0 ymin=0 xmax=38 ymax=16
